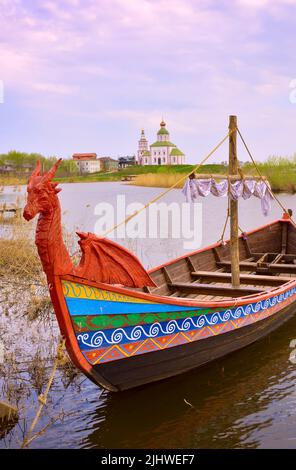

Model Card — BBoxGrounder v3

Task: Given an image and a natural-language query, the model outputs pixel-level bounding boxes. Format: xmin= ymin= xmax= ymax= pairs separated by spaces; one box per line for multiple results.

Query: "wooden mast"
xmin=229 ymin=115 xmax=240 ymax=288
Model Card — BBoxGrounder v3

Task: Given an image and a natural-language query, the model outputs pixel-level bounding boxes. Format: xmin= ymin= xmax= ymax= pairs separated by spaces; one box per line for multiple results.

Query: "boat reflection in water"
xmin=84 ymin=312 xmax=296 ymax=449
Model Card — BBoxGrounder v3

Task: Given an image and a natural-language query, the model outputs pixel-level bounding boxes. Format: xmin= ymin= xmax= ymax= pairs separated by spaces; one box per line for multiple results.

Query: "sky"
xmin=0 ymin=0 xmax=296 ymax=163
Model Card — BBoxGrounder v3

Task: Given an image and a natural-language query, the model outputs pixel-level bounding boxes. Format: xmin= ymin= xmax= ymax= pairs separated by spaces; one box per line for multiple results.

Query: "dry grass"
xmin=132 ymin=172 xmax=188 ymax=189
xmin=27 ymin=350 xmax=48 ymax=395
xmin=26 ymin=296 xmax=53 ymax=322
xmin=0 ymin=176 xmax=27 ymax=186
xmin=0 ymin=217 xmax=43 ymax=282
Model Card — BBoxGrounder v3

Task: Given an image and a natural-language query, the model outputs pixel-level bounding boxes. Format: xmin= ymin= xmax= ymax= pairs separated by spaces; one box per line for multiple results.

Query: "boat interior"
xmin=141 ymin=220 xmax=296 ymax=301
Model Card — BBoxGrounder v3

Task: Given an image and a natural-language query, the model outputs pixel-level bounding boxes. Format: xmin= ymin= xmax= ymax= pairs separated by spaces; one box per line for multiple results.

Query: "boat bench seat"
xmin=168 ymin=282 xmax=263 ymax=298
xmin=217 ymin=261 xmax=296 ymax=275
xmin=191 ymin=271 xmax=291 ymax=286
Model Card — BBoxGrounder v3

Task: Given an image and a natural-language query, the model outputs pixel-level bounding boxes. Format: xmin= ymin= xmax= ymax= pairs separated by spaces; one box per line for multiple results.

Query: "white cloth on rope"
xmin=182 ymin=177 xmax=274 ymax=215
xmin=242 ymin=179 xmax=256 ymax=199
xmin=230 ymin=180 xmax=244 ymax=200
xmin=210 ymin=179 xmax=228 ymax=197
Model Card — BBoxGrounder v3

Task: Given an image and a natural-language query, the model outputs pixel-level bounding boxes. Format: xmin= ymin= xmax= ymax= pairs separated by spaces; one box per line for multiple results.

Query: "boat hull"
xmin=53 ymin=267 xmax=296 ymax=391
xmin=95 ymin=301 xmax=296 ymax=390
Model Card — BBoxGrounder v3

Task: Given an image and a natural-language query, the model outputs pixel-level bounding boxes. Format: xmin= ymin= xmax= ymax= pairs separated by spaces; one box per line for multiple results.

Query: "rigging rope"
xmin=236 ymin=126 xmax=296 ymax=228
xmin=103 ymin=130 xmax=234 ymax=237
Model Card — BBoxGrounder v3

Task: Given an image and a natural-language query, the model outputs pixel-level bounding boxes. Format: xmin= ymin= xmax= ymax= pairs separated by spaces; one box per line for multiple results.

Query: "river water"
xmin=2 ymin=182 xmax=296 ymax=448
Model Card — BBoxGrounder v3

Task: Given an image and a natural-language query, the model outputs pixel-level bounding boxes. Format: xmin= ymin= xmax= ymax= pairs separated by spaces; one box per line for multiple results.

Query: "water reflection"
xmin=84 ymin=313 xmax=296 ymax=449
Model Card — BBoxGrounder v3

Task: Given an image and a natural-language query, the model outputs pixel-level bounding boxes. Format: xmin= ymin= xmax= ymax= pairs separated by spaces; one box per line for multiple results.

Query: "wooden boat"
xmin=55 ymin=217 xmax=296 ymax=391
xmin=23 ymin=116 xmax=296 ymax=391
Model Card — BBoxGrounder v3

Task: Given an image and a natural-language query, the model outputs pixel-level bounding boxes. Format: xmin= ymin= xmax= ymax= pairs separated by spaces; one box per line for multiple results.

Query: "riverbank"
xmin=2 ymin=159 xmax=296 ymax=193
xmin=56 ymin=160 xmax=296 ymax=194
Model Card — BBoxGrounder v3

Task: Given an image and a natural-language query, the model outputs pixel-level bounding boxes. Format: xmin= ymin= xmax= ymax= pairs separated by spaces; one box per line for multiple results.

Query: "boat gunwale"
xmin=59 ymin=217 xmax=296 ymax=309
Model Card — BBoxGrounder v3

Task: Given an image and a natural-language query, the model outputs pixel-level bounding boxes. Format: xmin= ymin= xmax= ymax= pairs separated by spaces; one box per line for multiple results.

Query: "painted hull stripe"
xmin=77 ymin=314 xmax=217 ymax=349
xmin=65 ymin=298 xmax=196 ymax=316
xmin=82 ymin=291 xmax=296 ymax=365
xmin=62 ymin=280 xmax=152 ymax=304
xmin=71 ymin=309 xmax=215 ymax=332
xmin=75 ymin=287 xmax=296 ymax=352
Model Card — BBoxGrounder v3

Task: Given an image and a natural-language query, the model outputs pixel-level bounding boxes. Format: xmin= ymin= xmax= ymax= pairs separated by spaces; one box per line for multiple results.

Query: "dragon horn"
xmin=30 ymin=160 xmax=41 ymax=179
xmin=44 ymin=158 xmax=62 ymax=182
xmin=76 ymin=231 xmax=88 ymax=239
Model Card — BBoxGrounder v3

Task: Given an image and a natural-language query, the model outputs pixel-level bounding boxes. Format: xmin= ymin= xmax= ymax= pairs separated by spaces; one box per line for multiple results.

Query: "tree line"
xmin=0 ymin=151 xmax=78 ymax=176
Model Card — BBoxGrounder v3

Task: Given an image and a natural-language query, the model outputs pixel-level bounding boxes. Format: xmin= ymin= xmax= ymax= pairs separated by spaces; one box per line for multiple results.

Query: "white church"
xmin=137 ymin=120 xmax=185 ymax=166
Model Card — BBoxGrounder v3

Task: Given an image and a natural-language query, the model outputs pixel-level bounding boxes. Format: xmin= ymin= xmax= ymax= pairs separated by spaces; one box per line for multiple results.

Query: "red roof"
xmin=72 ymin=153 xmax=97 ymax=161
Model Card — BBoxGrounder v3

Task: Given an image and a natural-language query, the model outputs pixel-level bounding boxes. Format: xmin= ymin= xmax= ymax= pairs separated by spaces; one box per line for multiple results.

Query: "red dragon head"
xmin=23 ymin=159 xmax=62 ymax=221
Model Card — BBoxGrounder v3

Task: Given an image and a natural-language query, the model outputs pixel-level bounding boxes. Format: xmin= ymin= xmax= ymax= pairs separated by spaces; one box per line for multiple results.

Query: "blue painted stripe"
xmin=65 ymin=297 xmax=197 ymax=316
xmin=77 ymin=315 xmax=203 ymax=349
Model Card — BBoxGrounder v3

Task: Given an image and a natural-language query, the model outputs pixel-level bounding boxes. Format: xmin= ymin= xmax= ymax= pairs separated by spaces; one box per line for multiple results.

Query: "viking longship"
xmin=23 ymin=116 xmax=296 ymax=391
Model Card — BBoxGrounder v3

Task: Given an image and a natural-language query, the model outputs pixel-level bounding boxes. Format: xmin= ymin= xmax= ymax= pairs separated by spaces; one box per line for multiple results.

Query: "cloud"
xmin=32 ymin=82 xmax=78 ymax=95
xmin=0 ymin=0 xmax=296 ymax=160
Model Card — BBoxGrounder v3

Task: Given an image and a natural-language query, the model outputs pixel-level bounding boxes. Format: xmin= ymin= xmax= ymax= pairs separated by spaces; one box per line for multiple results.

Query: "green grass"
xmin=54 ymin=164 xmax=226 ymax=184
xmin=243 ymin=156 xmax=296 ymax=193
xmin=2 ymin=157 xmax=296 ymax=193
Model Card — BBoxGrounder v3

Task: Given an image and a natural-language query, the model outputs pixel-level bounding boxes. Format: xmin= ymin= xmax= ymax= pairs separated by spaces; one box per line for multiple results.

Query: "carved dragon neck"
xmin=35 ymin=196 xmax=74 ymax=283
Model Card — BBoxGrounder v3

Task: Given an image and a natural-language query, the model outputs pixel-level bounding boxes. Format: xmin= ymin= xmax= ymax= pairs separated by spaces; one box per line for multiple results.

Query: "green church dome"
xmin=170 ymin=147 xmax=184 ymax=156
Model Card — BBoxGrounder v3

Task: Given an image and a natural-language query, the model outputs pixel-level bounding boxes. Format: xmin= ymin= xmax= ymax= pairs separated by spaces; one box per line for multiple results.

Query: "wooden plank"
xmin=217 ymin=260 xmax=296 ymax=274
xmin=271 ymin=254 xmax=283 ymax=264
xmin=169 ymin=282 xmax=263 ymax=297
xmin=212 ymin=247 xmax=221 ymax=262
xmin=243 ymin=237 xmax=252 ymax=258
xmin=191 ymin=270 xmax=290 ymax=286
xmin=252 ymin=253 xmax=296 ymax=261
xmin=0 ymin=401 xmax=18 ymax=421
xmin=162 ymin=266 xmax=173 ymax=284
xmin=186 ymin=256 xmax=196 ymax=272
xmin=282 ymin=223 xmax=288 ymax=254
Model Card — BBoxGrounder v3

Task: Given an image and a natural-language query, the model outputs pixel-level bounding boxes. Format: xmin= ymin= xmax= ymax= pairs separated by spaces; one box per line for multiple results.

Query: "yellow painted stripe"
xmin=61 ymin=280 xmax=154 ymax=304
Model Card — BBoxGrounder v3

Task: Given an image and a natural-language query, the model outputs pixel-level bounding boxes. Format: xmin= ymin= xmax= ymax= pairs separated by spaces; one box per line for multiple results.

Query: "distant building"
xmin=20 ymin=163 xmax=34 ymax=173
xmin=0 ymin=163 xmax=15 ymax=174
xmin=72 ymin=153 xmax=101 ymax=173
xmin=118 ymin=155 xmax=136 ymax=169
xmin=99 ymin=157 xmax=118 ymax=172
xmin=137 ymin=129 xmax=149 ymax=164
xmin=136 ymin=120 xmax=185 ymax=166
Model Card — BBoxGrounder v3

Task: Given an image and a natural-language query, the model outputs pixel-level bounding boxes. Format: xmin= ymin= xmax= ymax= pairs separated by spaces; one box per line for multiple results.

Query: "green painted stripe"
xmin=71 ymin=307 xmax=223 ymax=332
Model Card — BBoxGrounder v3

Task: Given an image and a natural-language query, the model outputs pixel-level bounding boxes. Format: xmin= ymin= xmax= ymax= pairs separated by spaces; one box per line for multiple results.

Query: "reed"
xmin=244 ymin=156 xmax=296 ymax=193
xmin=0 ymin=217 xmax=42 ymax=281
xmin=130 ymin=164 xmax=226 ymax=189
xmin=131 ymin=172 xmax=187 ymax=188
xmin=132 ymin=158 xmax=296 ymax=193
